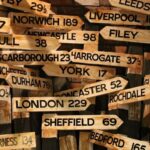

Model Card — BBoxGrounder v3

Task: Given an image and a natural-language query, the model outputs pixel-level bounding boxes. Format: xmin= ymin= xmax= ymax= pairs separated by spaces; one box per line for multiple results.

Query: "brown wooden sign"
xmin=90 ymin=130 xmax=150 ymax=150
xmin=100 ymin=26 xmax=150 ymax=44
xmin=42 ymin=114 xmax=123 ymax=130
xmin=0 ymin=63 xmax=38 ymax=79
xmin=6 ymin=73 xmax=52 ymax=91
xmin=0 ymin=86 xmax=10 ymax=100
xmin=70 ymin=49 xmax=143 ymax=68
xmin=108 ymin=84 xmax=150 ymax=110
xmin=0 ymin=132 xmax=36 ymax=150
xmin=109 ymin=0 xmax=150 ymax=15
xmin=43 ymin=64 xmax=116 ymax=80
xmin=0 ymin=34 xmax=60 ymax=50
xmin=0 ymin=0 xmax=51 ymax=16
xmin=0 ymin=51 xmax=70 ymax=65
xmin=55 ymin=77 xmax=128 ymax=98
xmin=10 ymin=13 xmax=84 ymax=30
xmin=85 ymin=9 xmax=150 ymax=26
xmin=0 ymin=17 xmax=10 ymax=33
xmin=13 ymin=97 xmax=91 ymax=112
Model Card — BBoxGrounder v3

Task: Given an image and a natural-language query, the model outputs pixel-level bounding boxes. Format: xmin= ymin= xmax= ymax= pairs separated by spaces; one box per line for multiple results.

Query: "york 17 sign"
xmin=42 ymin=114 xmax=123 ymax=130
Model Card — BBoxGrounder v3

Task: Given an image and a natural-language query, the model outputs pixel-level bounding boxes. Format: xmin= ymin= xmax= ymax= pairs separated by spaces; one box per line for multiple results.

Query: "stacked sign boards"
xmin=0 ymin=0 xmax=149 ymax=150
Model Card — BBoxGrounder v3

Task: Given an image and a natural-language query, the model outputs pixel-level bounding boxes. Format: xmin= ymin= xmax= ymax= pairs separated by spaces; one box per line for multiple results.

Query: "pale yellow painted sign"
xmin=90 ymin=130 xmax=150 ymax=150
xmin=70 ymin=49 xmax=143 ymax=68
xmin=108 ymin=84 xmax=150 ymax=110
xmin=42 ymin=114 xmax=123 ymax=130
xmin=100 ymin=26 xmax=150 ymax=44
xmin=13 ymin=97 xmax=91 ymax=112
xmin=0 ymin=50 xmax=70 ymax=65
xmin=85 ymin=9 xmax=150 ymax=26
xmin=55 ymin=77 xmax=128 ymax=98
xmin=6 ymin=73 xmax=52 ymax=91
xmin=10 ymin=13 xmax=84 ymax=30
xmin=43 ymin=64 xmax=116 ymax=80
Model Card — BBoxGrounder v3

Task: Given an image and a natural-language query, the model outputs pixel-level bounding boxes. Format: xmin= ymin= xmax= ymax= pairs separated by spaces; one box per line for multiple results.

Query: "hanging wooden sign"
xmin=0 ymin=34 xmax=60 ymax=50
xmin=90 ymin=130 xmax=150 ymax=150
xmin=0 ymin=50 xmax=70 ymax=65
xmin=6 ymin=73 xmax=52 ymax=91
xmin=0 ymin=63 xmax=38 ymax=79
xmin=0 ymin=132 xmax=36 ymax=150
xmin=10 ymin=13 xmax=84 ymax=30
xmin=42 ymin=114 xmax=123 ymax=130
xmin=108 ymin=84 xmax=150 ymax=110
xmin=13 ymin=97 xmax=91 ymax=112
xmin=109 ymin=0 xmax=150 ymax=15
xmin=43 ymin=64 xmax=116 ymax=80
xmin=55 ymin=77 xmax=128 ymax=98
xmin=0 ymin=0 xmax=51 ymax=16
xmin=85 ymin=9 xmax=150 ymax=26
xmin=100 ymin=26 xmax=150 ymax=44
xmin=70 ymin=49 xmax=143 ymax=68
xmin=0 ymin=17 xmax=10 ymax=33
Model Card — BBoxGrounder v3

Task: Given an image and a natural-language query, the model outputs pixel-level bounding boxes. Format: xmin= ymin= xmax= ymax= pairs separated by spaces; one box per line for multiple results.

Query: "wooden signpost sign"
xmin=0 ymin=0 xmax=51 ymax=16
xmin=13 ymin=97 xmax=91 ymax=112
xmin=55 ymin=77 xmax=128 ymax=98
xmin=108 ymin=84 xmax=150 ymax=110
xmin=0 ymin=132 xmax=36 ymax=150
xmin=0 ymin=63 xmax=38 ymax=79
xmin=26 ymin=29 xmax=99 ymax=44
xmin=109 ymin=0 xmax=150 ymax=15
xmin=42 ymin=114 xmax=123 ymax=130
xmin=0 ymin=17 xmax=10 ymax=33
xmin=0 ymin=34 xmax=60 ymax=50
xmin=70 ymin=49 xmax=143 ymax=69
xmin=100 ymin=26 xmax=150 ymax=44
xmin=58 ymin=30 xmax=99 ymax=44
xmin=0 ymin=50 xmax=70 ymax=65
xmin=6 ymin=73 xmax=52 ymax=91
xmin=10 ymin=13 xmax=84 ymax=30
xmin=85 ymin=9 xmax=150 ymax=26
xmin=90 ymin=130 xmax=150 ymax=150
xmin=43 ymin=64 xmax=116 ymax=80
